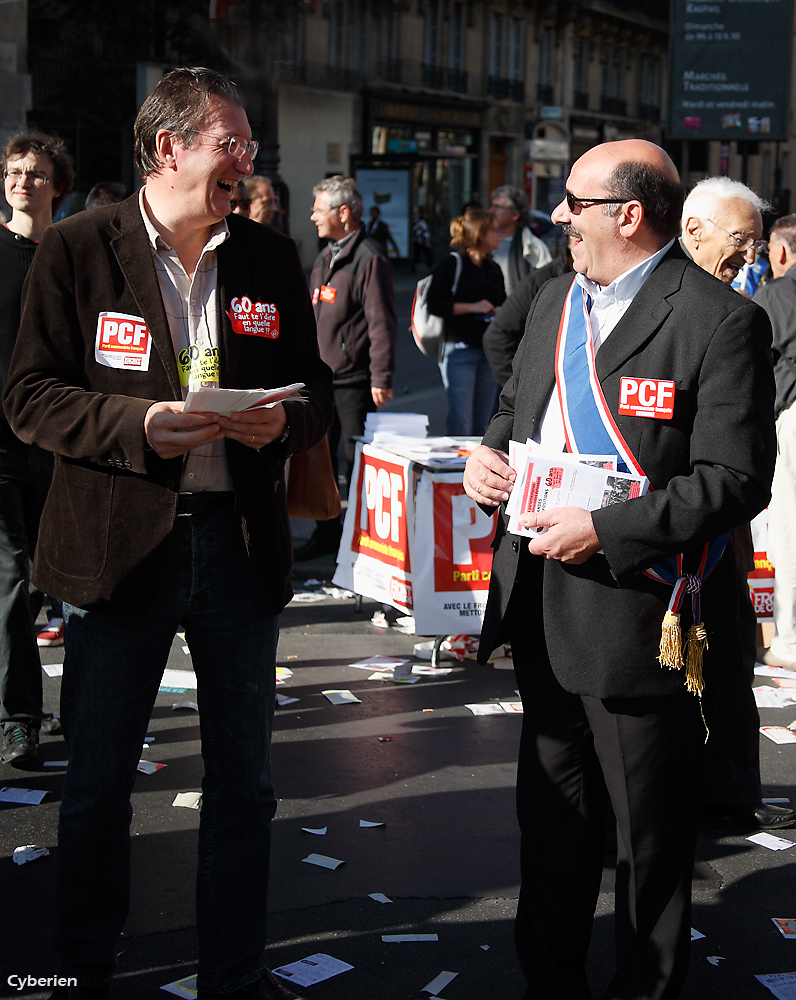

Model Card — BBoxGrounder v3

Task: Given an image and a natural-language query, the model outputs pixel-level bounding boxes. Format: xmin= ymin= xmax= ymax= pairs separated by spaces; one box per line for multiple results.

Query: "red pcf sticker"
xmin=320 ymin=285 xmax=337 ymax=303
xmin=618 ymin=377 xmax=675 ymax=420
xmin=312 ymin=287 xmax=320 ymax=305
xmin=95 ymin=312 xmax=152 ymax=370
xmin=226 ymin=296 xmax=280 ymax=339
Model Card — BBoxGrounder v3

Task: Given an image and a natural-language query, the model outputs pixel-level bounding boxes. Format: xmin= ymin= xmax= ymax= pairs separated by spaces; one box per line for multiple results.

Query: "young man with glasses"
xmin=4 ymin=68 xmax=332 ymax=1000
xmin=464 ymin=140 xmax=775 ymax=1000
xmin=0 ymin=130 xmax=74 ymax=765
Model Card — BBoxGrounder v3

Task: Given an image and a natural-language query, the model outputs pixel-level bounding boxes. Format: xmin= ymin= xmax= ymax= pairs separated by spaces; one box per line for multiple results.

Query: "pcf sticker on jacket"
xmin=618 ymin=377 xmax=675 ymax=420
xmin=95 ymin=312 xmax=152 ymax=371
xmin=226 ymin=296 xmax=280 ymax=338
xmin=319 ymin=285 xmax=336 ymax=303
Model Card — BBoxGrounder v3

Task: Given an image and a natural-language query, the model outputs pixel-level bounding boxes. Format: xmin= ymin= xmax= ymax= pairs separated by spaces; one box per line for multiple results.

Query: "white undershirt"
xmin=532 ymin=239 xmax=675 ymax=455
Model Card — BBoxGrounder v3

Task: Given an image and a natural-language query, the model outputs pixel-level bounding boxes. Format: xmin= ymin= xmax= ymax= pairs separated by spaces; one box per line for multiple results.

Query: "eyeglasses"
xmin=566 ymin=191 xmax=631 ymax=212
xmin=707 ymin=218 xmax=767 ymax=255
xmin=178 ymin=129 xmax=259 ymax=160
xmin=3 ymin=168 xmax=52 ymax=184
xmin=311 ymin=204 xmax=341 ymax=215
xmin=230 ymin=197 xmax=250 ymax=209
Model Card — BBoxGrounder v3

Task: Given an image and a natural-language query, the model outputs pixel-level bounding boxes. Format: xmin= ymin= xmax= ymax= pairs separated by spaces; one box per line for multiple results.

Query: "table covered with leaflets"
xmin=332 ymin=436 xmax=498 ymax=638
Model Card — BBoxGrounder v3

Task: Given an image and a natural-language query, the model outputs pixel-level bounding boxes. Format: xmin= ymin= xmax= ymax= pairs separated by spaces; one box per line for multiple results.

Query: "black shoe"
xmin=50 ymin=982 xmax=109 ymax=1000
xmin=293 ymin=524 xmax=342 ymax=561
xmin=711 ymin=802 xmax=796 ymax=830
xmin=197 ymin=969 xmax=306 ymax=1000
xmin=1 ymin=722 xmax=39 ymax=767
xmin=41 ymin=712 xmax=63 ymax=736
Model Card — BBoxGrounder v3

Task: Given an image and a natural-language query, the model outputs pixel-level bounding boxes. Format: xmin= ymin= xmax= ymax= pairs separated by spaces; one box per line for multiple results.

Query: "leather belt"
xmin=176 ymin=491 xmax=236 ymax=516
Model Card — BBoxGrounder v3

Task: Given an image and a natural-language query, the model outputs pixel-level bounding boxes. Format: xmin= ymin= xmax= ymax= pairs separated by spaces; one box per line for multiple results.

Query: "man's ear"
xmin=771 ymin=239 xmax=788 ymax=268
xmin=683 ymin=215 xmax=702 ymax=246
xmin=154 ymin=129 xmax=179 ymax=170
xmin=616 ymin=200 xmax=645 ymax=238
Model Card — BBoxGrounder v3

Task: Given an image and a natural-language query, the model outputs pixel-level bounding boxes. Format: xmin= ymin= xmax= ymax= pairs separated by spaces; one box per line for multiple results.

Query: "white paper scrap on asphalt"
xmin=13 ymin=845 xmax=50 ymax=865
xmin=465 ymin=703 xmax=506 ymax=715
xmin=137 ymin=760 xmax=166 ymax=774
xmin=349 ymin=655 xmax=408 ymax=670
xmin=748 ymin=832 xmax=796 ymax=851
xmin=382 ymin=934 xmax=439 ymax=942
xmin=302 ymin=853 xmax=344 ymax=870
xmin=761 ymin=726 xmax=796 ymax=745
xmin=691 ymin=928 xmax=705 ymax=941
xmin=0 ymin=787 xmax=48 ymax=805
xmin=42 ymin=662 xmax=63 ymax=677
xmin=272 ymin=953 xmax=353 ymax=988
xmin=160 ymin=668 xmax=197 ymax=690
xmin=706 ymin=956 xmax=725 ymax=965
xmin=423 ymin=971 xmax=458 ymax=994
xmin=160 ymin=974 xmax=197 ymax=998
xmin=302 ymin=827 xmax=327 ymax=835
xmin=756 ymin=972 xmax=796 ymax=999
xmin=755 ymin=665 xmax=794 ymax=677
xmin=322 ymin=689 xmax=361 ymax=705
xmin=754 ymin=686 xmax=796 ymax=708
xmin=360 ymin=819 xmax=385 ymax=828
xmin=173 ymin=791 xmax=202 ymax=810
xmin=276 ymin=693 xmax=299 ymax=706
xmin=773 ymin=919 xmax=796 ymax=938
xmin=369 ymin=893 xmax=392 ymax=903
xmin=172 ymin=702 xmax=199 ymax=712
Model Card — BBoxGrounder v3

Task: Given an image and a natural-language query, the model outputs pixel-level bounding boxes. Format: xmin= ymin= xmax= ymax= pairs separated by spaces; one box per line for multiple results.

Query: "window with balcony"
xmin=377 ymin=7 xmax=401 ymax=82
xmin=573 ymin=36 xmax=588 ymax=110
xmin=490 ymin=13 xmax=524 ymax=101
xmin=600 ymin=44 xmax=627 ymax=116
xmin=638 ymin=55 xmax=661 ymax=120
xmin=423 ymin=0 xmax=444 ymax=89
xmin=448 ymin=2 xmax=467 ymax=93
xmin=538 ymin=27 xmax=554 ymax=105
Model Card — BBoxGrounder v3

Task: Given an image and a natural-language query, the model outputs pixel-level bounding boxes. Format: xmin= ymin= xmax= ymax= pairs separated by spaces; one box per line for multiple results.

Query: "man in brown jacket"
xmin=4 ymin=68 xmax=332 ymax=1000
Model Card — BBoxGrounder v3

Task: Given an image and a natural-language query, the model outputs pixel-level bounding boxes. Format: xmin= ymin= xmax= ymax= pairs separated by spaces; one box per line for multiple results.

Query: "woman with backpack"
xmin=427 ymin=207 xmax=505 ymax=436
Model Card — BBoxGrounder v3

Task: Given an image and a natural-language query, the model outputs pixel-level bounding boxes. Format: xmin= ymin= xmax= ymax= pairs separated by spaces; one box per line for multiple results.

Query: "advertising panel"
xmin=354 ymin=168 xmax=411 ymax=257
xmin=668 ymin=0 xmax=792 ymax=141
xmin=749 ymin=509 xmax=774 ymax=622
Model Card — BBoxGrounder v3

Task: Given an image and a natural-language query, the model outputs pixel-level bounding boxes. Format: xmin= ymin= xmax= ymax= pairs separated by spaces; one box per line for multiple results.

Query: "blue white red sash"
xmin=554 ymin=277 xmax=728 ymax=693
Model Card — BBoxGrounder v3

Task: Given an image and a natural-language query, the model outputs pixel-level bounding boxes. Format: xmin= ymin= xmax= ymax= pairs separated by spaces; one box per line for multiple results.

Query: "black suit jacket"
xmin=478 ymin=244 xmax=776 ymax=698
xmin=3 ymin=195 xmax=333 ymax=613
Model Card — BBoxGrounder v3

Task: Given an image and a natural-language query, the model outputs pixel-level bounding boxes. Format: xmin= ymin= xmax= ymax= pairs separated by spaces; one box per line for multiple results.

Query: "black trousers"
xmin=0 ymin=441 xmax=52 ymax=726
xmin=507 ymin=572 xmax=704 ymax=1000
xmin=329 ymin=383 xmax=376 ymax=501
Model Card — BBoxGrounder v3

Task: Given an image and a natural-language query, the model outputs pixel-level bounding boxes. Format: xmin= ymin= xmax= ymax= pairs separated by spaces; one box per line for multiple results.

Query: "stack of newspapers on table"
xmin=506 ymin=439 xmax=648 ymax=537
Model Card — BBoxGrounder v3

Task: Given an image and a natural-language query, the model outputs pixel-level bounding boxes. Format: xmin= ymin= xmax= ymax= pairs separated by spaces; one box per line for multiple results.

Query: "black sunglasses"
xmin=566 ymin=191 xmax=631 ymax=212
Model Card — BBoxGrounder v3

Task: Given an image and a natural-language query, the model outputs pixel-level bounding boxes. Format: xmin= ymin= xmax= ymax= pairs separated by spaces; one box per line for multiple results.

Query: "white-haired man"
xmin=680 ymin=177 xmax=794 ymax=830
xmin=681 ymin=175 xmax=767 ymax=285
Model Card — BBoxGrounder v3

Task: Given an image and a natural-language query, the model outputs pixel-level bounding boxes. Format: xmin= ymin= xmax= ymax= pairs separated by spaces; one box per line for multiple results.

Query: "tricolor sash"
xmin=554 ymin=277 xmax=728 ymax=695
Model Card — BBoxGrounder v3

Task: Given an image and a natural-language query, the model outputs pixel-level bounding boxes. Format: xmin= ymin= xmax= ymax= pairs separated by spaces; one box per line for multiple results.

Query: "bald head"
xmin=581 ymin=139 xmax=679 ymax=184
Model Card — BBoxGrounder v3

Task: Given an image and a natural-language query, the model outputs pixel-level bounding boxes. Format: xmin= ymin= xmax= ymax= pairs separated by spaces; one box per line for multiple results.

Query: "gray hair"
xmin=682 ymin=176 xmax=770 ymax=229
xmin=491 ymin=185 xmax=529 ymax=224
xmin=313 ymin=175 xmax=363 ymax=220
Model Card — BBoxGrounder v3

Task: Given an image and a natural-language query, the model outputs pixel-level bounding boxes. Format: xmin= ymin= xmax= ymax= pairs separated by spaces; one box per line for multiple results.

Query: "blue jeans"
xmin=57 ymin=510 xmax=279 ymax=992
xmin=438 ymin=342 xmax=500 ymax=437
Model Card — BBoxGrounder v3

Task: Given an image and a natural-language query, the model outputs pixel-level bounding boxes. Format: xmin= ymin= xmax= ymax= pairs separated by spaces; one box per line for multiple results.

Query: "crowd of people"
xmin=1 ymin=61 xmax=795 ymax=1000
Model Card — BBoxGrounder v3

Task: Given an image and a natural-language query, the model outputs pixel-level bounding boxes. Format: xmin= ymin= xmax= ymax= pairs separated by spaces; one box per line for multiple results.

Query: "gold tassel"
xmin=658 ymin=610 xmax=683 ymax=670
xmin=684 ymin=622 xmax=709 ymax=696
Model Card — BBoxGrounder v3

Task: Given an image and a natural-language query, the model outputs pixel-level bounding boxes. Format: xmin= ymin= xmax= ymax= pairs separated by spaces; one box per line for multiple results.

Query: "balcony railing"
xmin=637 ymin=102 xmax=661 ymax=121
xmin=600 ymin=95 xmax=628 ymax=116
xmin=573 ymin=89 xmax=589 ymax=110
xmin=490 ymin=76 xmax=523 ymax=101
xmin=537 ymin=83 xmax=554 ymax=104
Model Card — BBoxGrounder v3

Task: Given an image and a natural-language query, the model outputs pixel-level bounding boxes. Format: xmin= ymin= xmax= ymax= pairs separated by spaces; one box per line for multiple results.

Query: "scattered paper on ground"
xmin=412 ymin=665 xmax=453 ymax=676
xmin=321 ymin=586 xmax=354 ymax=600
xmin=465 ymin=702 xmax=523 ymax=715
xmin=764 ymin=798 xmax=792 ymax=805
xmin=480 ymin=944 xmax=490 ymax=951
xmin=371 ymin=611 xmax=389 ymax=628
xmin=761 ymin=727 xmax=796 ymax=745
xmin=290 ymin=592 xmax=326 ymax=604
xmin=755 ymin=665 xmax=794 ymax=677
xmin=42 ymin=663 xmax=63 ymax=677
xmin=272 ymin=954 xmax=353 ymax=988
xmin=706 ymin=956 xmax=725 ymax=965
xmin=0 ymin=787 xmax=48 ymax=805
xmin=382 ymin=934 xmax=439 ymax=942
xmin=137 ymin=760 xmax=166 ymax=774
xmin=349 ymin=656 xmax=409 ymax=670
xmin=491 ymin=657 xmax=514 ymax=669
xmin=172 ymin=701 xmax=199 ymax=712
xmin=369 ymin=893 xmax=392 ymax=903
xmin=322 ymin=689 xmax=361 ymax=705
xmin=160 ymin=668 xmax=197 ymax=690
xmin=302 ymin=853 xmax=344 ymax=870
xmin=748 ymin=832 xmax=795 ymax=851
xmin=13 ymin=845 xmax=49 ymax=865
xmin=302 ymin=827 xmax=327 ymax=835
xmin=43 ymin=761 xmax=68 ymax=768
xmin=173 ymin=792 xmax=202 ymax=810
xmin=160 ymin=974 xmax=197 ymax=998
xmin=754 ymin=686 xmax=796 ymax=708
xmin=276 ymin=666 xmax=293 ymax=680
xmin=691 ymin=928 xmax=705 ymax=941
xmin=423 ymin=971 xmax=458 ymax=994
xmin=773 ymin=919 xmax=796 ymax=938
xmin=369 ymin=665 xmax=420 ymax=684
xmin=756 ymin=972 xmax=796 ymax=999
xmin=360 ymin=819 xmax=385 ymax=828
xmin=276 ymin=693 xmax=299 ymax=706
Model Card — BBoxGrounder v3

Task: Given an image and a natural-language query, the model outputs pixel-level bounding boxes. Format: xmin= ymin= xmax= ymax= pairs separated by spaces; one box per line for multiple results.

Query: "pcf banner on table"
xmin=333 ymin=444 xmax=415 ymax=611
xmin=412 ymin=470 xmax=498 ymax=636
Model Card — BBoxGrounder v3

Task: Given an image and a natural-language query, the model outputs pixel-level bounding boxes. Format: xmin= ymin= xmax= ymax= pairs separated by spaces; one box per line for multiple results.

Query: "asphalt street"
xmin=2 ymin=270 xmax=796 ymax=1000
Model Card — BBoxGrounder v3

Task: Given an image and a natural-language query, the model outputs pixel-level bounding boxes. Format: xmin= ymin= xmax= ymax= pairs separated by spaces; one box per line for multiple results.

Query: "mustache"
xmin=562 ymin=224 xmax=582 ymax=240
